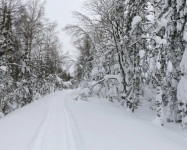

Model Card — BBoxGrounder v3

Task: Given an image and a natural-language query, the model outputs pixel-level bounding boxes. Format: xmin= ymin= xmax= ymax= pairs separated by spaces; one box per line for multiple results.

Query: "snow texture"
xmin=80 ymin=88 xmax=90 ymax=97
xmin=104 ymin=74 xmax=122 ymax=84
xmin=139 ymin=50 xmax=145 ymax=59
xmin=0 ymin=90 xmax=187 ymax=150
xmin=0 ymin=112 xmax=4 ymax=118
xmin=131 ymin=16 xmax=142 ymax=29
xmin=177 ymin=76 xmax=187 ymax=104
xmin=156 ymin=62 xmax=161 ymax=70
xmin=155 ymin=36 xmax=167 ymax=45
xmin=167 ymin=61 xmax=173 ymax=73
xmin=156 ymin=19 xmax=168 ymax=33
xmin=0 ymin=66 xmax=7 ymax=72
xmin=146 ymin=14 xmax=154 ymax=24
xmin=184 ymin=30 xmax=187 ymax=42
xmin=180 ymin=48 xmax=187 ymax=74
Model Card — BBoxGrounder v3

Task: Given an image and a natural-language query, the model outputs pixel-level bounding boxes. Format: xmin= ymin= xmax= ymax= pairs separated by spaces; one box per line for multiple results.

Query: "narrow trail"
xmin=29 ymin=92 xmax=82 ymax=150
xmin=63 ymin=94 xmax=82 ymax=150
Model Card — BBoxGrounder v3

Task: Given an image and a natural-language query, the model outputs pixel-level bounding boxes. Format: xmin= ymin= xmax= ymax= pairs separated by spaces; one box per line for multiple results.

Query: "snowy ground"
xmin=0 ymin=90 xmax=187 ymax=150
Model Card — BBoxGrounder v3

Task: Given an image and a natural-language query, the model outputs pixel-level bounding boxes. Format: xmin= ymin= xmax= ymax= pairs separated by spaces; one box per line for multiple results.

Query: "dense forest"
xmin=0 ymin=0 xmax=71 ymax=116
xmin=65 ymin=0 xmax=187 ymax=128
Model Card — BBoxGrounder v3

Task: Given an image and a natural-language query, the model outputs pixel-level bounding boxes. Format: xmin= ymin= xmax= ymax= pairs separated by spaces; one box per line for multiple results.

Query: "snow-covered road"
xmin=30 ymin=93 xmax=82 ymax=150
xmin=0 ymin=90 xmax=187 ymax=150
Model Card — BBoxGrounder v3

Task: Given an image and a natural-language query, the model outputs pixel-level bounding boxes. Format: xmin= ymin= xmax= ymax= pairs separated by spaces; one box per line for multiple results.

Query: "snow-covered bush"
xmin=1 ymin=74 xmax=66 ymax=115
xmin=63 ymin=81 xmax=73 ymax=89
xmin=79 ymin=88 xmax=90 ymax=101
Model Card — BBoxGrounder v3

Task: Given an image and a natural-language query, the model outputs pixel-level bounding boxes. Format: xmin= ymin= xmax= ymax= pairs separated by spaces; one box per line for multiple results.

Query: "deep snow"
xmin=0 ymin=90 xmax=187 ymax=150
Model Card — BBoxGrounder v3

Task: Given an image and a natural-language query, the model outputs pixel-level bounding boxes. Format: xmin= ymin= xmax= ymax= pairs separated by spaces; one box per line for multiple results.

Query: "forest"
xmin=64 ymin=0 xmax=187 ymax=128
xmin=0 ymin=0 xmax=71 ymax=116
xmin=1 ymin=0 xmax=187 ymax=129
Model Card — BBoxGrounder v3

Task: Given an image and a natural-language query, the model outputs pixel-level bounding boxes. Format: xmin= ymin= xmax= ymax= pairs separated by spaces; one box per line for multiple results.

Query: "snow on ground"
xmin=0 ymin=90 xmax=187 ymax=150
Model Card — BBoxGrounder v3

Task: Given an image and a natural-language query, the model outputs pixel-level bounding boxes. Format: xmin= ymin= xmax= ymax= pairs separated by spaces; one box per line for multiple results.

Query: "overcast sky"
xmin=45 ymin=0 xmax=86 ymax=57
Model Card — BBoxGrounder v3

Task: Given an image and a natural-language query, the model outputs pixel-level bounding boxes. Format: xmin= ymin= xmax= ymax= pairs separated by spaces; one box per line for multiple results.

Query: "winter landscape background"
xmin=0 ymin=0 xmax=187 ymax=150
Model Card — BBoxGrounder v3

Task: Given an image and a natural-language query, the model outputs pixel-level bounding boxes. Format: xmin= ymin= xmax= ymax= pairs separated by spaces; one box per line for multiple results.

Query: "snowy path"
xmin=29 ymin=93 xmax=82 ymax=150
xmin=0 ymin=90 xmax=187 ymax=150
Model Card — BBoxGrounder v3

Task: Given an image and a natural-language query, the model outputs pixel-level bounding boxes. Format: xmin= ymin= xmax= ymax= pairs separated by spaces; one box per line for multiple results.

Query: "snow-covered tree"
xmin=65 ymin=0 xmax=187 ymax=128
xmin=0 ymin=0 xmax=67 ymax=116
xmin=177 ymin=28 xmax=187 ymax=128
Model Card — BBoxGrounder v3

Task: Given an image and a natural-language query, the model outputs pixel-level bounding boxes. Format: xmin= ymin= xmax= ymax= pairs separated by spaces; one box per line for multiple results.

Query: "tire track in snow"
xmin=29 ymin=98 xmax=55 ymax=150
xmin=29 ymin=95 xmax=67 ymax=150
xmin=62 ymin=93 xmax=83 ymax=150
xmin=29 ymin=92 xmax=83 ymax=150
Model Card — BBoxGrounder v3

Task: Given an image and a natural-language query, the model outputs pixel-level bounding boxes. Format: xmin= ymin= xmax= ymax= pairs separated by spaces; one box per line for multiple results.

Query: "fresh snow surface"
xmin=0 ymin=90 xmax=187 ymax=150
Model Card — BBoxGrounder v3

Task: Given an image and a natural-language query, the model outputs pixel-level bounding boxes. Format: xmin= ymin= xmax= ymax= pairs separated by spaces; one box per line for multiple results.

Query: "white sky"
xmin=45 ymin=0 xmax=86 ymax=57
